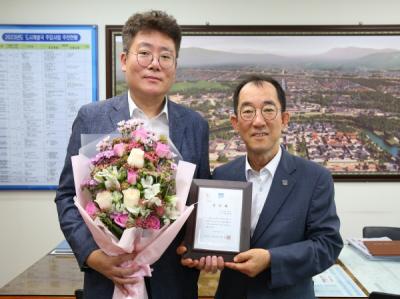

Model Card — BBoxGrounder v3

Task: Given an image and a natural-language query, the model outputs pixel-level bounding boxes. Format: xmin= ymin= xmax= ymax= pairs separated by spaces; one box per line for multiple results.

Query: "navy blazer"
xmin=55 ymin=93 xmax=210 ymax=299
xmin=213 ymin=150 xmax=343 ymax=299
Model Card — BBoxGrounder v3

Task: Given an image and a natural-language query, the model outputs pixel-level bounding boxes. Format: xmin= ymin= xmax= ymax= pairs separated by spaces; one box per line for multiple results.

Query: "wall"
xmin=1 ymin=0 xmax=400 ymax=288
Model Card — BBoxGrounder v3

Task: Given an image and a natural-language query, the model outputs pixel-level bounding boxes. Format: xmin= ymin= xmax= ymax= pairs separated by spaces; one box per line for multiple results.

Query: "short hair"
xmin=232 ymin=74 xmax=286 ymax=115
xmin=122 ymin=10 xmax=182 ymax=57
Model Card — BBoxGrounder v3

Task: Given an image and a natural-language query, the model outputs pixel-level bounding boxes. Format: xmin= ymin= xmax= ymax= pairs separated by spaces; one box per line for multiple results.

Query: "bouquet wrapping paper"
xmin=72 ymin=153 xmax=195 ymax=299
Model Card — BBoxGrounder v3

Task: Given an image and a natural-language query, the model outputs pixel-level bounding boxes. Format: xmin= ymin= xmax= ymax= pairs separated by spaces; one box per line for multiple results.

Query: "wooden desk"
xmin=1 ymin=247 xmax=378 ymax=299
xmin=0 ymin=254 xmax=83 ymax=298
xmin=339 ymin=245 xmax=400 ymax=295
xmin=0 ymin=254 xmax=214 ymax=299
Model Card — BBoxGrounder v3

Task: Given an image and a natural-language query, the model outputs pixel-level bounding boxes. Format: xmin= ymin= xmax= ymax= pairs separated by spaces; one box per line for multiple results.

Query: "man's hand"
xmin=176 ymin=245 xmax=224 ymax=273
xmin=86 ymin=249 xmax=139 ymax=295
xmin=224 ymin=248 xmax=270 ymax=277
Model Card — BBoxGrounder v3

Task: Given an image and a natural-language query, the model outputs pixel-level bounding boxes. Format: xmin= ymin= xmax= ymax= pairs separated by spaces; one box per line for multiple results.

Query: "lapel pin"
xmin=282 ymin=179 xmax=288 ymax=186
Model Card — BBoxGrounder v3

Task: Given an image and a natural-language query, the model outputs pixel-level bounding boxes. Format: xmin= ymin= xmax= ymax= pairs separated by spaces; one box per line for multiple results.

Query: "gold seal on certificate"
xmin=184 ymin=179 xmax=252 ymax=261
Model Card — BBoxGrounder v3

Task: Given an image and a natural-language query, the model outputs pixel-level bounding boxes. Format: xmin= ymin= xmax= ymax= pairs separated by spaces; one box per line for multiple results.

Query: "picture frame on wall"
xmin=106 ymin=25 xmax=400 ymax=181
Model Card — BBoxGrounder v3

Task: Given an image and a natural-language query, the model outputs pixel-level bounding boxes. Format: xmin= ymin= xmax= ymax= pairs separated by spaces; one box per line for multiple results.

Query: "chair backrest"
xmin=363 ymin=226 xmax=400 ymax=240
xmin=369 ymin=291 xmax=400 ymax=299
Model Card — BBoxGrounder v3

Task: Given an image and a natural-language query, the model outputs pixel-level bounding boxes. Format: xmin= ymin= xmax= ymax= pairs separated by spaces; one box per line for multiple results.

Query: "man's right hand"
xmin=86 ymin=249 xmax=139 ymax=295
xmin=176 ymin=245 xmax=224 ymax=273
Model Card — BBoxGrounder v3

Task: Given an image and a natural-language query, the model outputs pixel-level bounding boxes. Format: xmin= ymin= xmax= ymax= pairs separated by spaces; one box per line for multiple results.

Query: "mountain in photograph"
xmin=312 ymin=47 xmax=397 ymax=60
xmin=178 ymin=47 xmax=290 ymax=67
xmin=178 ymin=47 xmax=400 ymax=70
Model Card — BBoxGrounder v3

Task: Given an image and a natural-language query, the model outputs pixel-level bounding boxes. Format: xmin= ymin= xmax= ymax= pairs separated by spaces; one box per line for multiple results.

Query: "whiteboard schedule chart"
xmin=0 ymin=25 xmax=98 ymax=189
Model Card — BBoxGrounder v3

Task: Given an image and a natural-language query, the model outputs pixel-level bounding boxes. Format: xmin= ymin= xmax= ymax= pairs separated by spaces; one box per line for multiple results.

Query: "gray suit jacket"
xmin=55 ymin=93 xmax=210 ymax=299
xmin=213 ymin=149 xmax=343 ymax=299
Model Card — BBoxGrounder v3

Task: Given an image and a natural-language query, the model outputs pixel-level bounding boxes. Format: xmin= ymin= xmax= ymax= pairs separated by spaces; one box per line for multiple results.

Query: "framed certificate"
xmin=184 ymin=179 xmax=252 ymax=261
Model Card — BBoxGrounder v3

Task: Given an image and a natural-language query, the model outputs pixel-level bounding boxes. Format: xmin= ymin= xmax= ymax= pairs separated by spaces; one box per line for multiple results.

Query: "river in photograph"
xmin=365 ymin=131 xmax=399 ymax=157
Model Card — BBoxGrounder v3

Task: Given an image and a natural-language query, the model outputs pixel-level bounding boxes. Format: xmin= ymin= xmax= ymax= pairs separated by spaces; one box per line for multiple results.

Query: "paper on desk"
xmin=340 ymin=245 xmax=400 ymax=294
xmin=347 ymin=237 xmax=400 ymax=261
xmin=49 ymin=239 xmax=73 ymax=255
xmin=313 ymin=264 xmax=366 ymax=297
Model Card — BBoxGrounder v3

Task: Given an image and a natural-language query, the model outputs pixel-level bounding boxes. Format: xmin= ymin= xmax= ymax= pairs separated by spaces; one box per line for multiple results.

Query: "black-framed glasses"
xmin=127 ymin=50 xmax=175 ymax=69
xmin=239 ymin=104 xmax=281 ymax=121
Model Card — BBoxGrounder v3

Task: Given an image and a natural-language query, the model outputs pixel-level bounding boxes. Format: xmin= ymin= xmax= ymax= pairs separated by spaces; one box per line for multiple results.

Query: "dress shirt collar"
xmin=128 ymin=90 xmax=169 ymax=120
xmin=245 ymin=146 xmax=282 ymax=180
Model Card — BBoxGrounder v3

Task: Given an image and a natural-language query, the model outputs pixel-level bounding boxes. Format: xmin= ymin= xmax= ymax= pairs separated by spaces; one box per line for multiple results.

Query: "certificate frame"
xmin=184 ymin=179 xmax=252 ymax=261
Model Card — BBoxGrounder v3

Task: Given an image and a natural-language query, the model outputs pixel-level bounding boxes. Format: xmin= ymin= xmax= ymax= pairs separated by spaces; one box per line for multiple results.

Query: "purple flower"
xmin=91 ymin=150 xmax=116 ymax=164
xmin=81 ymin=179 xmax=98 ymax=188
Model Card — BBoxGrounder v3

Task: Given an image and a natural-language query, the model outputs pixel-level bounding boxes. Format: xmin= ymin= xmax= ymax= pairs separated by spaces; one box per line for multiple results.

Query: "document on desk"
xmin=348 ymin=237 xmax=400 ymax=261
xmin=313 ymin=264 xmax=366 ymax=297
xmin=340 ymin=245 xmax=400 ymax=294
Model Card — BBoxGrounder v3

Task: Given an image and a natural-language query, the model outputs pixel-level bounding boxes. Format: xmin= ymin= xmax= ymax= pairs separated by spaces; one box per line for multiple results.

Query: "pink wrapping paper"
xmin=72 ymin=154 xmax=196 ymax=299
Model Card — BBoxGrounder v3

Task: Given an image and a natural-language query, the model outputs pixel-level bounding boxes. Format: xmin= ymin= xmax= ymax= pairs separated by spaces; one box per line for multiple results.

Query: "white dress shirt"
xmin=245 ymin=147 xmax=282 ymax=236
xmin=127 ymin=90 xmax=169 ymax=138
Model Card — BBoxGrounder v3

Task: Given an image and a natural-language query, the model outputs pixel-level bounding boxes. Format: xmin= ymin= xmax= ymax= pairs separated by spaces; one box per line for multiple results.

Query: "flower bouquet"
xmin=71 ymin=119 xmax=196 ymax=299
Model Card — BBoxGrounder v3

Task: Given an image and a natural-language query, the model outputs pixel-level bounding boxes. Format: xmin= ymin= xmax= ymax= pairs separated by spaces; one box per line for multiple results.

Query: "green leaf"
xmin=99 ymin=214 xmax=123 ymax=239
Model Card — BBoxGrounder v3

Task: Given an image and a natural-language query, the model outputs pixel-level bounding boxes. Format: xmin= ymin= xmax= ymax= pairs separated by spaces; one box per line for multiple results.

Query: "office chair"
xmin=369 ymin=291 xmax=400 ymax=299
xmin=75 ymin=289 xmax=84 ymax=299
xmin=362 ymin=226 xmax=400 ymax=240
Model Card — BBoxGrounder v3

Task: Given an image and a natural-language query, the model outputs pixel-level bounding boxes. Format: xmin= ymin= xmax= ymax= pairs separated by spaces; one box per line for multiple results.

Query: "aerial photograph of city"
xmin=113 ymin=33 xmax=400 ymax=176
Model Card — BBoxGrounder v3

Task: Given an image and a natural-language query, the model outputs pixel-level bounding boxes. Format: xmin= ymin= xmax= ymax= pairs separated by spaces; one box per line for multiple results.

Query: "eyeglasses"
xmin=128 ymin=50 xmax=175 ymax=69
xmin=239 ymin=104 xmax=281 ymax=121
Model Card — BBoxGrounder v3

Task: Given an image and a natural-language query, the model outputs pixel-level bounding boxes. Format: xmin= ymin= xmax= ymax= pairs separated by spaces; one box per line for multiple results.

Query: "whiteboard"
xmin=0 ymin=25 xmax=98 ymax=190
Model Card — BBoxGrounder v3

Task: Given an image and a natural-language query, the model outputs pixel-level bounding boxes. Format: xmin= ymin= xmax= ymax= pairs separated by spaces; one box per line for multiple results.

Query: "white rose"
xmin=127 ymin=148 xmax=144 ymax=168
xmin=123 ymin=188 xmax=141 ymax=210
xmin=95 ymin=191 xmax=113 ymax=211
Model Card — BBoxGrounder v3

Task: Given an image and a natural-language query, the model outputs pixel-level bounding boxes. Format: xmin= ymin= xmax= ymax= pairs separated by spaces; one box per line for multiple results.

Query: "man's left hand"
xmin=224 ymin=248 xmax=270 ymax=277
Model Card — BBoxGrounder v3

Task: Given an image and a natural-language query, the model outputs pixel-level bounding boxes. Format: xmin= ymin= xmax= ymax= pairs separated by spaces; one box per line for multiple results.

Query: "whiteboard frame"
xmin=0 ymin=24 xmax=98 ymax=190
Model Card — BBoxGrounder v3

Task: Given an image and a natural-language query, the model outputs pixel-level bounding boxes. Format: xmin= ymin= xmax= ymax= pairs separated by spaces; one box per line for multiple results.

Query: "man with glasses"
xmin=181 ymin=74 xmax=342 ymax=298
xmin=55 ymin=10 xmax=210 ymax=299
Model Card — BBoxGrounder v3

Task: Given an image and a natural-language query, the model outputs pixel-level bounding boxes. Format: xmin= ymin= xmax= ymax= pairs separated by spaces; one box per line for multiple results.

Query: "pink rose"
xmin=155 ymin=142 xmax=170 ymax=158
xmin=127 ymin=170 xmax=137 ymax=184
xmin=113 ymin=213 xmax=129 ymax=228
xmin=132 ymin=128 xmax=148 ymax=142
xmin=135 ymin=217 xmax=144 ymax=228
xmin=155 ymin=206 xmax=165 ymax=217
xmin=113 ymin=143 xmax=126 ymax=157
xmin=85 ymin=201 xmax=99 ymax=217
xmin=144 ymin=215 xmax=161 ymax=229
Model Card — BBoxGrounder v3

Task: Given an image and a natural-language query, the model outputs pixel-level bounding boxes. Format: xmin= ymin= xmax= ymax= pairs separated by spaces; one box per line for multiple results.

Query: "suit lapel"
xmin=251 ymin=150 xmax=297 ymax=245
xmin=109 ymin=93 xmax=130 ymax=128
xmin=168 ymin=100 xmax=186 ymax=154
xmin=234 ymin=157 xmax=247 ymax=182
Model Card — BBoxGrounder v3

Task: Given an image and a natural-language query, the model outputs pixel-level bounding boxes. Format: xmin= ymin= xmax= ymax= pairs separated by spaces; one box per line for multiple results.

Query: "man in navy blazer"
xmin=55 ymin=10 xmax=210 ymax=299
xmin=182 ymin=74 xmax=342 ymax=298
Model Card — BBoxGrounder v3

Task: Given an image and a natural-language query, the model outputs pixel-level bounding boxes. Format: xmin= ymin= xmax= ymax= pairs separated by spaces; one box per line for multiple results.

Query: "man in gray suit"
xmin=181 ymin=75 xmax=342 ymax=298
xmin=55 ymin=10 xmax=210 ymax=299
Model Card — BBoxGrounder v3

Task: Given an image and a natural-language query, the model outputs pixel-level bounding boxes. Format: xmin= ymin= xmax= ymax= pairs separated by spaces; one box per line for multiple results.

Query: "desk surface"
xmin=3 ymin=245 xmax=398 ymax=298
xmin=339 ymin=245 xmax=400 ymax=294
xmin=0 ymin=254 xmax=83 ymax=296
